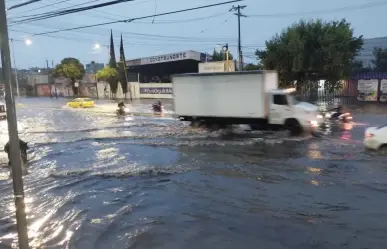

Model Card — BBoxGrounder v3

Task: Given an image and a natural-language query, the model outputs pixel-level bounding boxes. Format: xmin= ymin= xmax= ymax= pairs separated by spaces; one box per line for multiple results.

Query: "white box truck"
xmin=172 ymin=71 xmax=321 ymax=134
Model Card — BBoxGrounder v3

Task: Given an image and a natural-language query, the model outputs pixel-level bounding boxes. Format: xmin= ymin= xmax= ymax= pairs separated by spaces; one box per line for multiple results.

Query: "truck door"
xmin=269 ymin=94 xmax=291 ymax=124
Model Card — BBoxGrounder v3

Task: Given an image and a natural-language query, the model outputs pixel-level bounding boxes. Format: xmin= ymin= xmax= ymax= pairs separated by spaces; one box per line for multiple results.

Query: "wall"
xmin=27 ymin=74 xmax=51 ymax=85
xmin=35 ymin=83 xmax=74 ymax=97
xmin=33 ymin=81 xmax=170 ymax=99
xmin=35 ymin=84 xmax=51 ymax=97
xmin=139 ymin=83 xmax=172 ymax=99
xmin=198 ymin=61 xmax=236 ymax=73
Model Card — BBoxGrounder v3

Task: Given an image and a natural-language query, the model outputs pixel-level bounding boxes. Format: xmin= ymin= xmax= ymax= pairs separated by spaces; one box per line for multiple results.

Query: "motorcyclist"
xmin=152 ymin=101 xmax=162 ymax=113
xmin=330 ymin=105 xmax=343 ymax=119
xmin=117 ymin=102 xmax=127 ymax=115
xmin=118 ymin=102 xmax=126 ymax=108
xmin=4 ymin=139 xmax=28 ymax=166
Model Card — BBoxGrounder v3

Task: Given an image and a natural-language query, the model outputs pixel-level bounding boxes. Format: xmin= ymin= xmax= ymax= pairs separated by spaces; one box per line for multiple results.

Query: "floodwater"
xmin=0 ymin=98 xmax=386 ymax=249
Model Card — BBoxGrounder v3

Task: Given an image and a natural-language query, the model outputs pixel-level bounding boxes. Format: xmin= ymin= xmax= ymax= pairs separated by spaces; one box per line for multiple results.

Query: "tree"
xmin=212 ymin=49 xmax=234 ymax=61
xmin=118 ymin=34 xmax=128 ymax=95
xmin=372 ymin=47 xmax=387 ymax=71
xmin=108 ymin=30 xmax=119 ymax=95
xmin=256 ymin=19 xmax=363 ymax=92
xmin=52 ymin=57 xmax=85 ymax=95
xmin=96 ymin=66 xmax=118 ymax=94
xmin=244 ymin=62 xmax=264 ymax=71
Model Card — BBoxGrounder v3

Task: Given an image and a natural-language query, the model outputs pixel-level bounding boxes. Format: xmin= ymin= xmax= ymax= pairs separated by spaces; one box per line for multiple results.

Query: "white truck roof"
xmin=269 ymin=88 xmax=296 ymax=94
xmin=173 ymin=70 xmax=276 ymax=77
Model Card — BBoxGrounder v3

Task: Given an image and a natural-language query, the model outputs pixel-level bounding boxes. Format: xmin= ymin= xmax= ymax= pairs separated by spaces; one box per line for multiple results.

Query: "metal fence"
xmin=296 ymin=80 xmax=360 ymax=107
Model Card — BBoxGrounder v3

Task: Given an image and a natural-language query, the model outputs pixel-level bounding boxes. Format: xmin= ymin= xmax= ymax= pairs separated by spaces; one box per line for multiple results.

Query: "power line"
xmin=7 ymin=0 xmax=41 ymax=10
xmin=10 ymin=27 xmax=237 ymax=45
xmin=9 ymin=0 xmax=138 ymax=24
xmin=17 ymin=0 xmax=243 ymax=36
xmin=248 ymin=1 xmax=387 ymax=18
xmin=10 ymin=20 xmax=237 ymax=41
xmin=8 ymin=0 xmax=73 ymax=16
xmin=9 ymin=0 xmax=105 ymax=20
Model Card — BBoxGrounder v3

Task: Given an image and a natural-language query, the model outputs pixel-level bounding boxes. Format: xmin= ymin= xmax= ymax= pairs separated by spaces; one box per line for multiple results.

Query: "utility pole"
xmin=46 ymin=59 xmax=57 ymax=98
xmin=230 ymin=5 xmax=246 ymax=71
xmin=0 ymin=0 xmax=29 ymax=248
xmin=47 ymin=59 xmax=52 ymax=99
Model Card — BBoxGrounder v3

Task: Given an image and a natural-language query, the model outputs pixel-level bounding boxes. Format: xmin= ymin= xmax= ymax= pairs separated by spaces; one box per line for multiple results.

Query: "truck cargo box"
xmin=172 ymin=71 xmax=278 ymax=119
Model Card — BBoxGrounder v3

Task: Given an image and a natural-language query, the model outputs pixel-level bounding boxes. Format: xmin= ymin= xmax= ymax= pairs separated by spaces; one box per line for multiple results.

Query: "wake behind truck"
xmin=172 ymin=70 xmax=321 ymax=134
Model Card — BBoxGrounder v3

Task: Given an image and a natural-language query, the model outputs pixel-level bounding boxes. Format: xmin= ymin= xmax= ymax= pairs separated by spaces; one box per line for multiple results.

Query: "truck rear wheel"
xmin=285 ymin=119 xmax=302 ymax=136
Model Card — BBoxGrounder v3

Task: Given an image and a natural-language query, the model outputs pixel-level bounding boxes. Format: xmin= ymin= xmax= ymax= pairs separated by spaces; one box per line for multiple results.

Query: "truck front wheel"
xmin=285 ymin=119 xmax=302 ymax=136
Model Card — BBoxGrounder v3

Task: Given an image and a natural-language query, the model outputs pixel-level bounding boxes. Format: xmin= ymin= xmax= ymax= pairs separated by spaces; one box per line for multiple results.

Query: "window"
xmin=273 ymin=94 xmax=288 ymax=105
xmin=288 ymin=92 xmax=301 ymax=105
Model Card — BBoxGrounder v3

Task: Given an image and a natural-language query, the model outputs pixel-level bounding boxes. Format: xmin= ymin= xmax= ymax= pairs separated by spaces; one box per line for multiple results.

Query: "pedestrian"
xmin=4 ymin=139 xmax=28 ymax=167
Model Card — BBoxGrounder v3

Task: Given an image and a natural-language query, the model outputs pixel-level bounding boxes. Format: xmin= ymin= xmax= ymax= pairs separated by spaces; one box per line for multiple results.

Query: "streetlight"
xmin=92 ymin=42 xmax=109 ymax=56
xmin=24 ymin=38 xmax=31 ymax=46
xmin=9 ymin=38 xmax=31 ymax=104
xmin=218 ymin=43 xmax=230 ymax=72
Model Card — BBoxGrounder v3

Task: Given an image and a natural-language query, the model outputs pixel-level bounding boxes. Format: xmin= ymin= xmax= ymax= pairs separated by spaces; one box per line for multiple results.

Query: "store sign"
xmin=140 ymin=87 xmax=172 ymax=94
xmin=140 ymin=51 xmax=201 ymax=65
xmin=150 ymin=52 xmax=187 ymax=63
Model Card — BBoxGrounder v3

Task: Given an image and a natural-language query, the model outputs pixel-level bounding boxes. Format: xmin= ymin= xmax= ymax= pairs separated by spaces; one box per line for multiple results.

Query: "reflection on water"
xmin=308 ymin=142 xmax=323 ymax=159
xmin=0 ymin=101 xmax=386 ymax=248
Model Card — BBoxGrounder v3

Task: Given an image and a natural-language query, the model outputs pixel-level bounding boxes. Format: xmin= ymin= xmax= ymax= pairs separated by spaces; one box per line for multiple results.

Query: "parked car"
xmin=364 ymin=124 xmax=387 ymax=151
xmin=67 ymin=98 xmax=94 ymax=108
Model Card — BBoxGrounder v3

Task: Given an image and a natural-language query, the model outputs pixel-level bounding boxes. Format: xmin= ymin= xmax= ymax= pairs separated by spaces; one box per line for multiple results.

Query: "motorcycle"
xmin=116 ymin=107 xmax=131 ymax=116
xmin=318 ymin=109 xmax=353 ymax=125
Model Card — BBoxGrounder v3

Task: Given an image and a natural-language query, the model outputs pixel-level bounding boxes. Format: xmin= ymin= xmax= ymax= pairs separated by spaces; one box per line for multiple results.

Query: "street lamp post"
xmin=222 ymin=44 xmax=230 ymax=72
xmin=9 ymin=39 xmax=20 ymax=102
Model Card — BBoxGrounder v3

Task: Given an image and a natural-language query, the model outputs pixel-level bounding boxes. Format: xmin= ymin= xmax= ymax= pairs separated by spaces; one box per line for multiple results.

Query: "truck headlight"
xmin=310 ymin=120 xmax=318 ymax=126
xmin=317 ymin=114 xmax=323 ymax=119
xmin=325 ymin=113 xmax=331 ymax=118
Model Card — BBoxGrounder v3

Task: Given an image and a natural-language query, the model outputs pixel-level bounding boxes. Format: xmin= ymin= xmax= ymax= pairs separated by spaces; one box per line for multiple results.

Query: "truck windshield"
xmin=288 ymin=93 xmax=301 ymax=105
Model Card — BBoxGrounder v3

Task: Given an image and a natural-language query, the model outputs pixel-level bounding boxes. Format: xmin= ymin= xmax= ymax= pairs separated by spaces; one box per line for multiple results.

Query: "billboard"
xmin=140 ymin=87 xmax=172 ymax=94
xmin=357 ymin=79 xmax=378 ymax=101
xmin=380 ymin=79 xmax=387 ymax=102
xmin=198 ymin=61 xmax=235 ymax=73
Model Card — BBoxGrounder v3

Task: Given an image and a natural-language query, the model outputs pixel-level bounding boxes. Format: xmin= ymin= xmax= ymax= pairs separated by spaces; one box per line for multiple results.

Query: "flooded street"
xmin=0 ymin=98 xmax=386 ymax=249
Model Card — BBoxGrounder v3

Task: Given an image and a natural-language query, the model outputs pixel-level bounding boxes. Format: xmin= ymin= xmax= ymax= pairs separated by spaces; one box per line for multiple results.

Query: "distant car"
xmin=0 ymin=101 xmax=6 ymax=119
xmin=364 ymin=125 xmax=387 ymax=151
xmin=67 ymin=98 xmax=94 ymax=108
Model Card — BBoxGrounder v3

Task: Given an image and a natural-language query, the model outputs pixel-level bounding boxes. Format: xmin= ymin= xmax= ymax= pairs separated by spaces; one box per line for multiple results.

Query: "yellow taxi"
xmin=67 ymin=98 xmax=95 ymax=108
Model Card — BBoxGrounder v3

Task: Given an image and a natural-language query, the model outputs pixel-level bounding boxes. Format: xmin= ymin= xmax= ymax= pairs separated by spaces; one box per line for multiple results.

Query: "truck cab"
xmin=268 ymin=88 xmax=320 ymax=132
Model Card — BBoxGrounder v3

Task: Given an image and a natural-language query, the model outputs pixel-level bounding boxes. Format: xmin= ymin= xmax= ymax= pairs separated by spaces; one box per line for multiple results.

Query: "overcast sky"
xmin=5 ymin=0 xmax=387 ymax=69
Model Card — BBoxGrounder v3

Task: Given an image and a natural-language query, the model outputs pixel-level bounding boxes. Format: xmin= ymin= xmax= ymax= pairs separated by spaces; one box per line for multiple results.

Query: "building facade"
xmin=85 ymin=62 xmax=104 ymax=74
xmin=355 ymin=37 xmax=387 ymax=68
